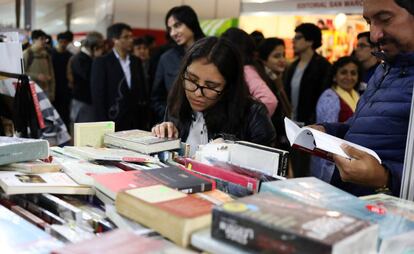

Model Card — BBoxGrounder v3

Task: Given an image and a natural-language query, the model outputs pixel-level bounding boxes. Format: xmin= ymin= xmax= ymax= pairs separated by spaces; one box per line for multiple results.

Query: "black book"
xmin=212 ymin=193 xmax=378 ymax=254
xmin=143 ymin=165 xmax=213 ymax=194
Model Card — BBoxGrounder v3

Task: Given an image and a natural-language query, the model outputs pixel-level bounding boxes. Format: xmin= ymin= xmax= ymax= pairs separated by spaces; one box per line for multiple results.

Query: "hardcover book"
xmin=0 ymin=171 xmax=94 ymax=195
xmin=261 ymin=177 xmax=414 ymax=242
xmin=0 ymin=136 xmax=49 ymax=166
xmin=212 ymin=193 xmax=378 ymax=254
xmin=116 ymin=185 xmax=212 ymax=247
xmin=104 ymin=129 xmax=181 ymax=154
xmin=92 ymin=165 xmax=214 ymax=200
xmin=74 ymin=121 xmax=115 ymax=148
xmin=284 ymin=117 xmax=381 ymax=162
xmin=0 ymin=204 xmax=63 ymax=253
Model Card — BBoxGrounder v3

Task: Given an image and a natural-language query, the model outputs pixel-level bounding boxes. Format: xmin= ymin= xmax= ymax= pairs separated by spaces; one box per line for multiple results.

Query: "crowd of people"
xmin=19 ymin=0 xmax=414 ymax=198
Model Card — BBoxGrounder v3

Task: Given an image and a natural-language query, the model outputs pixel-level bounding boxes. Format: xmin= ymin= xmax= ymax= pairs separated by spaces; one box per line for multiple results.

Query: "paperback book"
xmin=212 ymin=193 xmax=378 ymax=253
xmin=104 ymin=129 xmax=181 ymax=154
xmin=0 ymin=136 xmax=49 ymax=165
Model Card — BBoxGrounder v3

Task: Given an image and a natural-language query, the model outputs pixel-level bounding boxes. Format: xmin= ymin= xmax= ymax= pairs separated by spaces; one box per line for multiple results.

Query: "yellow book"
xmin=74 ymin=121 xmax=115 ymax=148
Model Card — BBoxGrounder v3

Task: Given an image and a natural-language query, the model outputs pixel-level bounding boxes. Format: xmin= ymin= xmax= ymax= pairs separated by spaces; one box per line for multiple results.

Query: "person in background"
xmin=152 ymin=37 xmax=276 ymax=156
xmin=222 ymin=28 xmax=277 ymax=117
xmin=132 ymin=37 xmax=151 ymax=90
xmin=51 ymin=31 xmax=74 ymax=130
xmin=257 ymin=37 xmax=292 ymax=149
xmin=354 ymin=31 xmax=380 ymax=93
xmin=91 ymin=23 xmax=150 ymax=131
xmin=283 ymin=23 xmax=332 ymax=177
xmin=151 ymin=5 xmax=204 ymax=122
xmin=311 ymin=56 xmax=362 ymax=182
xmin=70 ymin=31 xmax=105 ymax=123
xmin=23 ymin=29 xmax=56 ymax=102
xmin=310 ymin=0 xmax=414 ymax=197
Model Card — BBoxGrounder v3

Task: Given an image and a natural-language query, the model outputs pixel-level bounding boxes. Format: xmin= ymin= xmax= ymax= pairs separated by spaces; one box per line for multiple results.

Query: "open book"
xmin=284 ymin=117 xmax=381 ymax=163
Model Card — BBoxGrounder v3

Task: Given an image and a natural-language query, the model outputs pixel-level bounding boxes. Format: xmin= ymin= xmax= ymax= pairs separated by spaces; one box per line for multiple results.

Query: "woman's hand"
xmin=151 ymin=122 xmax=179 ymax=138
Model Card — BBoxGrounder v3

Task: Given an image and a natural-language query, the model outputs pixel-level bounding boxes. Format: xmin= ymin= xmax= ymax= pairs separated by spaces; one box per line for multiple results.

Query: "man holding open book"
xmin=311 ymin=0 xmax=414 ymax=197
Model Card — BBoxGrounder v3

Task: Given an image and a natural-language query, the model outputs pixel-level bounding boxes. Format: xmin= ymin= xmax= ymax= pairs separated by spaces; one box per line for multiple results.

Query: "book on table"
xmin=63 ymin=146 xmax=158 ymax=163
xmin=91 ymin=165 xmax=214 ymax=200
xmin=260 ymin=177 xmax=414 ymax=243
xmin=284 ymin=117 xmax=381 ymax=162
xmin=0 ymin=160 xmax=61 ymax=173
xmin=74 ymin=121 xmax=115 ymax=148
xmin=0 ymin=171 xmax=94 ymax=195
xmin=0 ymin=136 xmax=49 ymax=166
xmin=104 ymin=129 xmax=181 ymax=154
xmin=115 ymin=185 xmax=212 ymax=247
xmin=212 ymin=192 xmax=378 ymax=254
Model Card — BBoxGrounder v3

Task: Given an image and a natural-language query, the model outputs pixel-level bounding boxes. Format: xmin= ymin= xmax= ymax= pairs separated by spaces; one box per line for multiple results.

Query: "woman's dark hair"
xmin=221 ymin=28 xmax=256 ymax=65
xmin=165 ymin=5 xmax=204 ymax=41
xmin=330 ymin=56 xmax=363 ymax=88
xmin=167 ymin=36 xmax=250 ymax=135
xmin=257 ymin=37 xmax=285 ymax=61
xmin=295 ymin=23 xmax=322 ymax=50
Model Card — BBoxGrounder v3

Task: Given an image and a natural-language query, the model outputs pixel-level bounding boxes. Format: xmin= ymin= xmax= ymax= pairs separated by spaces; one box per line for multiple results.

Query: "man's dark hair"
xmin=295 ymin=23 xmax=322 ymax=50
xmin=107 ymin=23 xmax=132 ymax=40
xmin=395 ymin=0 xmax=414 ymax=16
xmin=133 ymin=37 xmax=149 ymax=47
xmin=257 ymin=37 xmax=285 ymax=61
xmin=357 ymin=31 xmax=374 ymax=46
xmin=57 ymin=31 xmax=74 ymax=42
xmin=165 ymin=5 xmax=204 ymax=41
xmin=168 ymin=36 xmax=251 ymax=135
xmin=31 ymin=29 xmax=47 ymax=40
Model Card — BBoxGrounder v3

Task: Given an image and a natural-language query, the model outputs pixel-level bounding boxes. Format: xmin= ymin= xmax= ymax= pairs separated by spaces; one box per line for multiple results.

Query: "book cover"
xmin=104 ymin=129 xmax=181 ymax=154
xmin=74 ymin=121 xmax=115 ymax=148
xmin=0 ymin=171 xmax=94 ymax=195
xmin=284 ymin=117 xmax=381 ymax=162
xmin=0 ymin=204 xmax=63 ymax=253
xmin=116 ymin=185 xmax=212 ymax=247
xmin=63 ymin=146 xmax=157 ymax=163
xmin=0 ymin=160 xmax=61 ymax=173
xmin=261 ymin=177 xmax=414 ymax=242
xmin=184 ymin=158 xmax=260 ymax=192
xmin=52 ymin=229 xmax=195 ymax=254
xmin=92 ymin=166 xmax=214 ymax=200
xmin=0 ymin=136 xmax=49 ymax=166
xmin=212 ymin=193 xmax=378 ymax=254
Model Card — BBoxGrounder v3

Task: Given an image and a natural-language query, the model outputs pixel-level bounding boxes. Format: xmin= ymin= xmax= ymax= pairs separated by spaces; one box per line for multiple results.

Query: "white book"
xmin=284 ymin=117 xmax=381 ymax=162
xmin=0 ymin=160 xmax=61 ymax=173
xmin=0 ymin=171 xmax=94 ymax=195
xmin=63 ymin=146 xmax=158 ymax=163
xmin=60 ymin=160 xmax=123 ymax=186
xmin=191 ymin=228 xmax=251 ymax=254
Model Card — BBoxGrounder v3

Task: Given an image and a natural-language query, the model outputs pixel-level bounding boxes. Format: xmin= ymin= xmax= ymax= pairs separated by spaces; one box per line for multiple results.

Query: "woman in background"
xmin=152 ymin=37 xmax=276 ymax=156
xmin=311 ymin=56 xmax=362 ymax=182
xmin=221 ymin=28 xmax=277 ymax=117
xmin=257 ymin=37 xmax=292 ymax=149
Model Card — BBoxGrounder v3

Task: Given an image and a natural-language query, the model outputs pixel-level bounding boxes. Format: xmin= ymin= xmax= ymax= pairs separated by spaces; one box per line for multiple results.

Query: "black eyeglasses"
xmin=182 ymin=72 xmax=223 ymax=99
xmin=356 ymin=43 xmax=371 ymax=49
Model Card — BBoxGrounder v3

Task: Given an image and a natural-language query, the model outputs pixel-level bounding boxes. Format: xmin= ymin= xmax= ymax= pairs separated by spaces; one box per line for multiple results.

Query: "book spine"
xmin=29 ymin=82 xmax=46 ymax=129
xmin=11 ymin=205 xmax=50 ymax=230
xmin=186 ymin=159 xmax=258 ymax=192
xmin=176 ymin=165 xmax=215 ymax=193
xmin=211 ymin=208 xmax=331 ymax=253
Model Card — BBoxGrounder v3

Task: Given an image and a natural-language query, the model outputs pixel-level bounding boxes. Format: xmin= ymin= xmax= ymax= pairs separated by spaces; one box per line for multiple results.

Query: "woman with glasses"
xmin=152 ymin=37 xmax=276 ymax=155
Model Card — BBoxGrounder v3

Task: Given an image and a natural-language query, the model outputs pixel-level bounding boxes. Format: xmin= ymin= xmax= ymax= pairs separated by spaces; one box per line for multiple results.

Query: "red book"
xmin=184 ymin=158 xmax=260 ymax=192
xmin=29 ymin=82 xmax=46 ymax=129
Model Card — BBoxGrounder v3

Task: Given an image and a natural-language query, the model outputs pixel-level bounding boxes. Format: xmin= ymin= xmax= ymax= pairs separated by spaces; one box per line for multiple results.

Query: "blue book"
xmin=0 ymin=204 xmax=62 ymax=253
xmin=260 ymin=177 xmax=414 ymax=242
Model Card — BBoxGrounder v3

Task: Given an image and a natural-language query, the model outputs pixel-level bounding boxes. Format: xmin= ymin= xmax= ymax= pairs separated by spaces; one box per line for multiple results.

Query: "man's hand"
xmin=333 ymin=144 xmax=389 ymax=188
xmin=151 ymin=122 xmax=179 ymax=138
xmin=307 ymin=124 xmax=326 ymax=133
